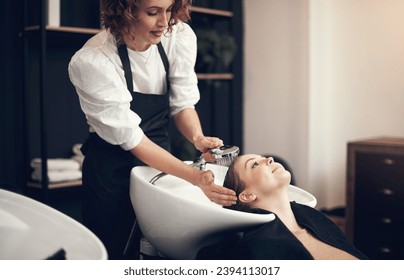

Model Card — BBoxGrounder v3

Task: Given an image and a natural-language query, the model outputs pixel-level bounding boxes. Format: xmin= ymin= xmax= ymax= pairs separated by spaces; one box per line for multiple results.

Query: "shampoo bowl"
xmin=0 ymin=189 xmax=107 ymax=260
xmin=130 ymin=163 xmax=317 ymax=259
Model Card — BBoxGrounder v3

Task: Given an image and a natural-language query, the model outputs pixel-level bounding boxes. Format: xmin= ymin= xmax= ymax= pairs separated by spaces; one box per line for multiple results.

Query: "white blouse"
xmin=68 ymin=22 xmax=200 ymax=151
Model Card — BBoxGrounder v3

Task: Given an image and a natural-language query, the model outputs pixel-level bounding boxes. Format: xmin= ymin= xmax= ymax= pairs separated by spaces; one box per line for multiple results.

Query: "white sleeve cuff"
xmin=120 ymin=127 xmax=144 ymax=151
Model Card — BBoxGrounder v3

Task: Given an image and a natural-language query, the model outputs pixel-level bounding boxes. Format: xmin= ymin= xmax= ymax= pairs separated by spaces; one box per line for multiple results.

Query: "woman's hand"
xmin=194 ymin=135 xmax=223 ymax=153
xmin=196 ymin=170 xmax=237 ymax=206
xmin=133 ymin=136 xmax=236 ymax=205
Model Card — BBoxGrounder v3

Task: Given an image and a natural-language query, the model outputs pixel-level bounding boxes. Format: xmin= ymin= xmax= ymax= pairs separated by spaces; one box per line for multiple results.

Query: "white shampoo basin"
xmin=130 ymin=163 xmax=316 ymax=259
xmin=0 ymin=189 xmax=107 ymax=260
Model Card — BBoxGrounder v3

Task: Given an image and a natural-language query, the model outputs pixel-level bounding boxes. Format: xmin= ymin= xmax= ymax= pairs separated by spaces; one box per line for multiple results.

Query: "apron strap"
xmin=117 ymin=44 xmax=134 ymax=93
xmin=118 ymin=42 xmax=170 ymax=94
xmin=157 ymin=42 xmax=170 ymax=92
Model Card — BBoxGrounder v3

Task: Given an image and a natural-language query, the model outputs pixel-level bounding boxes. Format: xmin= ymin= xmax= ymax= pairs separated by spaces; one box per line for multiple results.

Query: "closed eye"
xmin=147 ymin=9 xmax=159 ymax=16
xmin=146 ymin=5 xmax=173 ymax=16
xmin=252 ymin=162 xmax=259 ymax=169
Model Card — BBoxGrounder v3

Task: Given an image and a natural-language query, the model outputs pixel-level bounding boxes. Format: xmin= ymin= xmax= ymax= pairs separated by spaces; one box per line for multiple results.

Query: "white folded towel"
xmin=72 ymin=144 xmax=83 ymax=156
xmin=30 ymin=158 xmax=80 ymax=171
xmin=31 ymin=169 xmax=82 ymax=183
xmin=71 ymin=155 xmax=84 ymax=169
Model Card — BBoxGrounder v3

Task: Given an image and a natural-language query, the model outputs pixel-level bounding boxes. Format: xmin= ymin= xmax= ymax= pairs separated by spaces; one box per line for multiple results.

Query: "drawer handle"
xmin=379 ymin=188 xmax=394 ymax=196
xmin=382 ymin=158 xmax=395 ymax=165
xmin=380 ymin=217 xmax=393 ymax=224
xmin=379 ymin=247 xmax=392 ymax=254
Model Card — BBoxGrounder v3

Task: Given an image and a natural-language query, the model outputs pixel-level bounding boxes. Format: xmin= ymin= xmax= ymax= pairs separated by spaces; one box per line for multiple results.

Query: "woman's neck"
xmin=124 ymin=36 xmax=151 ymax=52
xmin=256 ymin=191 xmax=302 ymax=232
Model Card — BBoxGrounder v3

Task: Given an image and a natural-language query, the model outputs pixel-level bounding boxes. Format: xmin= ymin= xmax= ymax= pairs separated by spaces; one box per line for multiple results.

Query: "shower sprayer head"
xmin=204 ymin=145 xmax=240 ymax=167
xmin=150 ymin=145 xmax=239 ymax=184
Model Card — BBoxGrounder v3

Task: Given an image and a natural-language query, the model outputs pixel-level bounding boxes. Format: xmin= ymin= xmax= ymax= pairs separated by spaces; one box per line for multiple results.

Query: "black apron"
xmin=80 ymin=42 xmax=171 ymax=259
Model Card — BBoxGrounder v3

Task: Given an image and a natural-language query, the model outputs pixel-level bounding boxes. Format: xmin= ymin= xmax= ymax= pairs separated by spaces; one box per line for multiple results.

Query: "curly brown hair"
xmin=100 ymin=0 xmax=192 ymax=44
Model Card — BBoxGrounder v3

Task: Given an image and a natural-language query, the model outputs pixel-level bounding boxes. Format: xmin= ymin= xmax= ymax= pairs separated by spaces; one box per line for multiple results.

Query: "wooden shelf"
xmin=23 ymin=6 xmax=233 ymax=35
xmin=196 ymin=73 xmax=234 ymax=80
xmin=190 ymin=6 xmax=233 ymax=17
xmin=47 ymin=25 xmax=101 ymax=34
xmin=25 ymin=25 xmax=101 ymax=34
xmin=27 ymin=180 xmax=82 ymax=190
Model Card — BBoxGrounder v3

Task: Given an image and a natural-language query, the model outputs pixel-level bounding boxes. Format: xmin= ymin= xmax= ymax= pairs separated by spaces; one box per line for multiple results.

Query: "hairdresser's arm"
xmin=173 ymin=108 xmax=223 ymax=152
xmin=130 ymin=135 xmax=236 ymax=206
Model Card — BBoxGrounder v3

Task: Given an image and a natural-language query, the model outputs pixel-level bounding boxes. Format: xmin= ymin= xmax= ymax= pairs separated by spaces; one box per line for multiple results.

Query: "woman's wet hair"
xmin=223 ymin=158 xmax=253 ymax=212
xmin=101 ymin=0 xmax=192 ymax=44
xmin=224 ymin=158 xmax=272 ymax=214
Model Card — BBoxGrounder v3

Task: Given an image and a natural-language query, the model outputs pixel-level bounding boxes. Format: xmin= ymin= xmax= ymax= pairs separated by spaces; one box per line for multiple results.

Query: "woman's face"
xmin=130 ymin=0 xmax=174 ymax=50
xmin=234 ymin=154 xmax=291 ymax=196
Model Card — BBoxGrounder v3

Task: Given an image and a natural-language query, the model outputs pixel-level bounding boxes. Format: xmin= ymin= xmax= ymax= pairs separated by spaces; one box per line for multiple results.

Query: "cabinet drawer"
xmin=354 ymin=204 xmax=404 ymax=240
xmin=354 ymin=199 xmax=404 ymax=259
xmin=356 ymin=241 xmax=404 ymax=260
xmin=355 ymin=186 xmax=404 ymax=214
xmin=356 ymin=153 xmax=404 ymax=190
xmin=356 ymin=152 xmax=404 ymax=171
xmin=356 ymin=153 xmax=404 ymax=199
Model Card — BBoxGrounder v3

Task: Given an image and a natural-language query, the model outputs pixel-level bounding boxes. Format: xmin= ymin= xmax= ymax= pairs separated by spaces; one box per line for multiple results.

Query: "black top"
xmin=197 ymin=202 xmax=368 ymax=260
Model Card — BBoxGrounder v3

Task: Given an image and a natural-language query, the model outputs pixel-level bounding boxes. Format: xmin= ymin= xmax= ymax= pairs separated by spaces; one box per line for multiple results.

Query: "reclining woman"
xmin=220 ymin=154 xmax=368 ymax=260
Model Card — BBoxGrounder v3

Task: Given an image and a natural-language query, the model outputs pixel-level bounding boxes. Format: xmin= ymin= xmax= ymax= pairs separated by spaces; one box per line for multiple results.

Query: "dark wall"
xmin=0 ymin=0 xmax=25 ymax=191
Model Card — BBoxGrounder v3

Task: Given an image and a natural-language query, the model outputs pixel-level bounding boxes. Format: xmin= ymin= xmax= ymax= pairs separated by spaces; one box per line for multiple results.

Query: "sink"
xmin=130 ymin=163 xmax=317 ymax=259
xmin=0 ymin=189 xmax=107 ymax=260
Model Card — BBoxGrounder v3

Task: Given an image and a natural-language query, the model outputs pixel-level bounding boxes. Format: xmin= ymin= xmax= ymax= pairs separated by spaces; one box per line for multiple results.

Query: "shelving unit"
xmin=196 ymin=73 xmax=234 ymax=80
xmin=27 ymin=179 xmax=82 ymax=189
xmin=25 ymin=25 xmax=100 ymax=34
xmin=22 ymin=0 xmax=91 ymax=200
xmin=191 ymin=6 xmax=234 ymax=17
xmin=187 ymin=0 xmax=243 ymax=161
xmin=22 ymin=0 xmax=243 ymax=202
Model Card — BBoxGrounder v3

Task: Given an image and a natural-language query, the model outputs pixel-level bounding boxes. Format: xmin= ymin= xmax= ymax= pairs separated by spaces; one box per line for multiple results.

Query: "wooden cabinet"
xmin=346 ymin=137 xmax=404 ymax=259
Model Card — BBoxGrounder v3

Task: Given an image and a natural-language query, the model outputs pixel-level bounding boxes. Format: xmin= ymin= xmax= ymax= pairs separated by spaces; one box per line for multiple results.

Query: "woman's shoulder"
xmin=68 ymin=30 xmax=121 ymax=86
xmin=70 ymin=30 xmax=117 ymax=67
xmin=234 ymin=220 xmax=312 ymax=260
xmin=168 ymin=21 xmax=196 ymax=38
xmin=175 ymin=21 xmax=197 ymax=39
xmin=291 ymin=202 xmax=328 ymax=221
xmin=161 ymin=22 xmax=196 ymax=50
xmin=291 ymin=201 xmax=347 ymax=236
xmin=83 ymin=29 xmax=116 ymax=48
xmin=72 ymin=30 xmax=115 ymax=56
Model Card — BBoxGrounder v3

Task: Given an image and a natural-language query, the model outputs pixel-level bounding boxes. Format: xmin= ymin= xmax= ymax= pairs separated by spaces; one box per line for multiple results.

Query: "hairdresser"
xmin=68 ymin=0 xmax=236 ymax=259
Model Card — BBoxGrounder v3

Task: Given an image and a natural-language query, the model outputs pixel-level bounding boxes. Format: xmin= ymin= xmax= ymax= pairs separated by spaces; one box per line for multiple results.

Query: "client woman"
xmin=220 ymin=154 xmax=368 ymax=260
